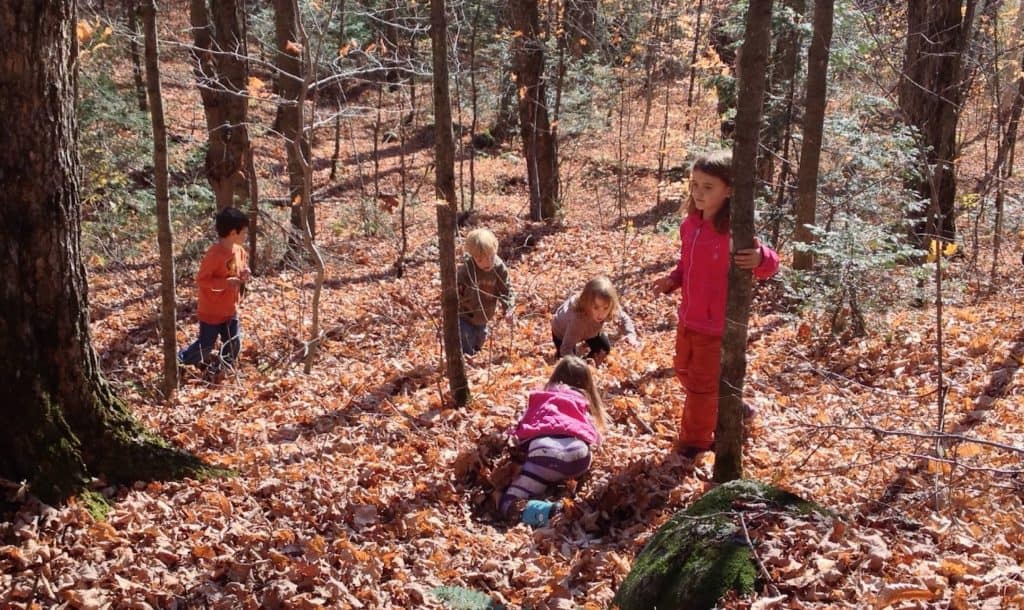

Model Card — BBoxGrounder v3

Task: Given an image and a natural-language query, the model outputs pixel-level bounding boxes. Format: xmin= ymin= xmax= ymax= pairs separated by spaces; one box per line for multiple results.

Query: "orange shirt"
xmin=196 ymin=241 xmax=248 ymax=324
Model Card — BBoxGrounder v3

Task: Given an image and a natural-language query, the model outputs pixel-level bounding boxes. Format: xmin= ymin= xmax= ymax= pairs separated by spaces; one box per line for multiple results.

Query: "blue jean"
xmin=179 ymin=318 xmax=241 ymax=368
xmin=459 ymin=317 xmax=488 ymax=355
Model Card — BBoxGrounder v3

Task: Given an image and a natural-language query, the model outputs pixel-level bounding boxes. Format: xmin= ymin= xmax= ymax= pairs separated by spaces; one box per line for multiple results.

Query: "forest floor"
xmin=4 ymin=5 xmax=1024 ymax=609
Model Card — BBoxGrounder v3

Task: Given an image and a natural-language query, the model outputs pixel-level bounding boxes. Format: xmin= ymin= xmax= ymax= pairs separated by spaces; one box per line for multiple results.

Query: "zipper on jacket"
xmin=682 ymin=222 xmax=701 ymax=328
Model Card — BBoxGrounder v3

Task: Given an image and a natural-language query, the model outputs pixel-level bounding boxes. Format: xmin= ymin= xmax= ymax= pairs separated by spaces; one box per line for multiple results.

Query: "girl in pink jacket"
xmin=500 ymin=356 xmax=609 ymax=526
xmin=653 ymin=150 xmax=779 ymax=458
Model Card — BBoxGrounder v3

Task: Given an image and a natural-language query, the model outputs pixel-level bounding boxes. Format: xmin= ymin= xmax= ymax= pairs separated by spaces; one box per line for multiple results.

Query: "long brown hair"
xmin=548 ymin=356 xmax=608 ymax=431
xmin=571 ymin=276 xmax=620 ymax=318
xmin=685 ymin=149 xmax=732 ymax=234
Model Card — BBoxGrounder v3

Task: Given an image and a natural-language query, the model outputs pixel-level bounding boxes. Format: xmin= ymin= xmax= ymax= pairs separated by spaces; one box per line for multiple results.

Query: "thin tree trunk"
xmin=125 ymin=0 xmax=148 ymax=111
xmin=714 ymin=0 xmax=774 ymax=484
xmin=686 ymin=0 xmax=705 ymax=108
xmin=140 ymin=0 xmax=178 ymax=398
xmin=791 ymin=0 xmax=834 ymax=271
xmin=0 ymin=0 xmax=210 ymax=502
xmin=430 ymin=0 xmax=470 ymax=406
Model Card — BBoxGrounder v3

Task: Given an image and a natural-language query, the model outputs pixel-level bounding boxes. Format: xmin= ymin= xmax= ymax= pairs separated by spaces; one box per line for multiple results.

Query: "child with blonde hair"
xmin=457 ymin=228 xmax=514 ymax=356
xmin=551 ymin=276 xmax=637 ymax=365
xmin=500 ymin=356 xmax=609 ymax=526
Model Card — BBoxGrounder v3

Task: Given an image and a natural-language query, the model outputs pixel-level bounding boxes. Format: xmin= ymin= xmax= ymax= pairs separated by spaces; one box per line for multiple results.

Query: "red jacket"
xmin=668 ymin=212 xmax=779 ymax=337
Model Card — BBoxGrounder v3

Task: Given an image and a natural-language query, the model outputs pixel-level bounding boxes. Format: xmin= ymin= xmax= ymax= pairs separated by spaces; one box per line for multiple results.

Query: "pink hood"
xmin=513 ymin=384 xmax=601 ymax=446
xmin=668 ymin=212 xmax=779 ymax=336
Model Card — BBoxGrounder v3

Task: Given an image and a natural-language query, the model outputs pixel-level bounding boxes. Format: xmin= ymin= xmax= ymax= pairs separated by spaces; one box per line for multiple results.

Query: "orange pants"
xmin=674 ymin=326 xmax=722 ymax=450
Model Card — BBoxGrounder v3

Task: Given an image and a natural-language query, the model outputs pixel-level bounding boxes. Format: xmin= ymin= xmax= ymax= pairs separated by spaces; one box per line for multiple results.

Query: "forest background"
xmin=1 ymin=0 xmax=1024 ymax=607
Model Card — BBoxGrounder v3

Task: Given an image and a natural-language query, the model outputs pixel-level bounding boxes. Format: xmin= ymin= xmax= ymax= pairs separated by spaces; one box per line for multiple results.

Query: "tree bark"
xmin=430 ymin=0 xmax=470 ymax=406
xmin=898 ymin=0 xmax=976 ymax=246
xmin=273 ymin=0 xmax=314 ymax=242
xmin=140 ymin=0 xmax=178 ymax=398
xmin=125 ymin=0 xmax=148 ymax=112
xmin=791 ymin=0 xmax=834 ymax=271
xmin=714 ymin=0 xmax=774 ymax=484
xmin=511 ymin=0 xmax=559 ymax=220
xmin=189 ymin=0 xmax=252 ymax=212
xmin=0 ymin=0 xmax=211 ymax=503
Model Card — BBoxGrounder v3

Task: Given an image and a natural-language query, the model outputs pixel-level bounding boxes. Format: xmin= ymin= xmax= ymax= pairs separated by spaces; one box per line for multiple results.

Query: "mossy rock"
xmin=613 ymin=479 xmax=825 ymax=610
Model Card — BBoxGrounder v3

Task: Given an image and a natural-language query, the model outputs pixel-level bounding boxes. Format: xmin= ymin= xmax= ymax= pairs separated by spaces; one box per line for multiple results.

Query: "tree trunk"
xmin=0 ymin=0 xmax=210 ymax=503
xmin=757 ymin=0 xmax=805 ymax=191
xmin=430 ymin=0 xmax=470 ymax=407
xmin=714 ymin=0 xmax=774 ymax=484
xmin=273 ymin=0 xmax=313 ymax=242
xmin=189 ymin=0 xmax=252 ymax=212
xmin=125 ymin=0 xmax=148 ymax=112
xmin=898 ymin=0 xmax=976 ymax=247
xmin=791 ymin=0 xmax=834 ymax=271
xmin=511 ymin=0 xmax=559 ymax=220
xmin=140 ymin=0 xmax=178 ymax=398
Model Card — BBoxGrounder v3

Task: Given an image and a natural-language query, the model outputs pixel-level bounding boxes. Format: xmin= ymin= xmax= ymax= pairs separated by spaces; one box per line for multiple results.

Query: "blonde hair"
xmin=573 ymin=276 xmax=620 ymax=317
xmin=465 ymin=228 xmax=498 ymax=258
xmin=685 ymin=149 xmax=733 ymax=234
xmin=548 ymin=356 xmax=608 ymax=431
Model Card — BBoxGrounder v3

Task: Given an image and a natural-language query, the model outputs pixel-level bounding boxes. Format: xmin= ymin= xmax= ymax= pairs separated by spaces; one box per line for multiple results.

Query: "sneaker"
xmin=673 ymin=443 xmax=711 ymax=459
xmin=521 ymin=500 xmax=560 ymax=527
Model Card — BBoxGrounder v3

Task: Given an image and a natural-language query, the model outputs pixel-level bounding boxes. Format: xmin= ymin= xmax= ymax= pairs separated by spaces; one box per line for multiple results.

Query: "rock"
xmin=613 ymin=479 xmax=826 ymax=610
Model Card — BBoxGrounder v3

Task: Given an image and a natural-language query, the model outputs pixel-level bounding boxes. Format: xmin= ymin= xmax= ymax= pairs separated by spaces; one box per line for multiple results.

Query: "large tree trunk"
xmin=511 ymin=0 xmax=559 ymax=221
xmin=0 ymin=0 xmax=210 ymax=503
xmin=791 ymin=0 xmax=834 ymax=271
xmin=898 ymin=0 xmax=976 ymax=246
xmin=189 ymin=0 xmax=252 ymax=212
xmin=430 ymin=0 xmax=470 ymax=407
xmin=141 ymin=0 xmax=179 ymax=397
xmin=714 ymin=0 xmax=774 ymax=484
xmin=273 ymin=0 xmax=314 ymax=242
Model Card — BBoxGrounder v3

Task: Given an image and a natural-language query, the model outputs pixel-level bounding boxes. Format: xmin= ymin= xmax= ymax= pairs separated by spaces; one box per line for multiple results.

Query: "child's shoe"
xmin=521 ymin=500 xmax=560 ymax=527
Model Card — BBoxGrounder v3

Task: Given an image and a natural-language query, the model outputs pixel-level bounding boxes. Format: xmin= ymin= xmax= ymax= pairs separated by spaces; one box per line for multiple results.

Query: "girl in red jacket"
xmin=500 ymin=356 xmax=609 ymax=526
xmin=652 ymin=150 xmax=779 ymax=458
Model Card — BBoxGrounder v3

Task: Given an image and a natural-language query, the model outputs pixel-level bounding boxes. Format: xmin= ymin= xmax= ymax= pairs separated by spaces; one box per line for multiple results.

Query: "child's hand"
xmin=733 ymin=238 xmax=764 ymax=270
xmin=652 ymin=275 xmax=679 ymax=295
xmin=239 ymin=268 xmax=252 ymax=282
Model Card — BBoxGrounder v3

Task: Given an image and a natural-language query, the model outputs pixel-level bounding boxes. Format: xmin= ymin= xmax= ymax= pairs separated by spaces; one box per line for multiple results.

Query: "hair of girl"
xmin=548 ymin=355 xmax=609 ymax=431
xmin=686 ymin=149 xmax=733 ymax=234
xmin=572 ymin=276 xmax=620 ymax=317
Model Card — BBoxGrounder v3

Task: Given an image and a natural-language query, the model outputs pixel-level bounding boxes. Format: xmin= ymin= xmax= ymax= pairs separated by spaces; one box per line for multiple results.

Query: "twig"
xmin=739 ymin=512 xmax=781 ymax=597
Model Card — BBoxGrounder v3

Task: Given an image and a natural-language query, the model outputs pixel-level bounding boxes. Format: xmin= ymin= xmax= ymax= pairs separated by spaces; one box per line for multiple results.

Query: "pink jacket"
xmin=512 ymin=384 xmax=601 ymax=447
xmin=668 ymin=212 xmax=779 ymax=337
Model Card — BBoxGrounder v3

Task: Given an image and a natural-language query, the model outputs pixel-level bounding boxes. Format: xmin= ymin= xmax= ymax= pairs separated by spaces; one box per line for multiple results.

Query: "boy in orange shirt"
xmin=178 ymin=207 xmax=251 ymax=373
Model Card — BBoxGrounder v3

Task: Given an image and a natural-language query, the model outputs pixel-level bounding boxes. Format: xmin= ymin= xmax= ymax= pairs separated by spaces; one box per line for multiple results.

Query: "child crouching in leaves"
xmin=499 ymin=356 xmax=608 ymax=527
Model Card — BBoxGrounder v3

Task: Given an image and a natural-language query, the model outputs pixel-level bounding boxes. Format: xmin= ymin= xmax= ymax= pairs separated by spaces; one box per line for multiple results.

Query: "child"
xmin=500 ymin=356 xmax=608 ymax=526
xmin=457 ymin=228 xmax=514 ymax=356
xmin=652 ymin=150 xmax=779 ymax=457
xmin=551 ymin=276 xmax=638 ymax=365
xmin=178 ymin=206 xmax=251 ymax=374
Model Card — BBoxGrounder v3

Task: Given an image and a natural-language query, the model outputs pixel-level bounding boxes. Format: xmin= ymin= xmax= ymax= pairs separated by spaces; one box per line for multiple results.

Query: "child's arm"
xmin=734 ymin=237 xmax=780 ymax=279
xmin=498 ymin=263 xmax=515 ymax=319
xmin=196 ymin=250 xmax=235 ymax=291
xmin=559 ymin=315 xmax=586 ymax=357
xmin=617 ymin=307 xmax=640 ymax=346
